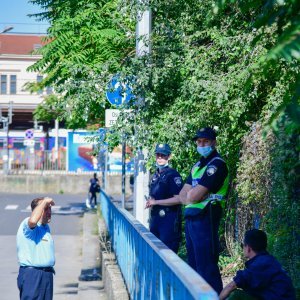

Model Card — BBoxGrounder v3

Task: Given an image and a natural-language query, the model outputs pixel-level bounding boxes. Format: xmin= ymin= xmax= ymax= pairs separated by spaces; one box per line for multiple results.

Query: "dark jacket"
xmin=234 ymin=251 xmax=296 ymax=300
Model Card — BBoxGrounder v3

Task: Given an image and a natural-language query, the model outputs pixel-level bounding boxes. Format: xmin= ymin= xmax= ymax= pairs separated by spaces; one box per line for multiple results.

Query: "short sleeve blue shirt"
xmin=16 ymin=217 xmax=55 ymax=267
xmin=150 ymin=167 xmax=183 ymax=201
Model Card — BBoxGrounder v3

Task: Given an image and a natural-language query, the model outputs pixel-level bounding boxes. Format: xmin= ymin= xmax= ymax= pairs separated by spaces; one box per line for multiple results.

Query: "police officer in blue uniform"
xmin=145 ymin=143 xmax=183 ymax=253
xmin=177 ymin=127 xmax=229 ymax=294
xmin=220 ymin=229 xmax=296 ymax=300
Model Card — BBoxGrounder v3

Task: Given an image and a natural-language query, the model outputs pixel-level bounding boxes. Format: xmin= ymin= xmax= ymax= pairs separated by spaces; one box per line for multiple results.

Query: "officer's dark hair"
xmin=31 ymin=197 xmax=45 ymax=211
xmin=244 ymin=229 xmax=267 ymax=253
xmin=93 ymin=172 xmax=97 ymax=178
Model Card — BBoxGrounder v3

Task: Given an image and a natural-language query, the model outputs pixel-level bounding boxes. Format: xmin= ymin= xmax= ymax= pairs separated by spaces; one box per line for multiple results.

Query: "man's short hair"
xmin=244 ymin=229 xmax=267 ymax=253
xmin=31 ymin=197 xmax=44 ymax=211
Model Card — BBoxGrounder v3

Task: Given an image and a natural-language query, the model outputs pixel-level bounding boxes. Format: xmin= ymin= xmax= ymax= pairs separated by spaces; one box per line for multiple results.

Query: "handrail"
xmin=100 ymin=191 xmax=218 ymax=300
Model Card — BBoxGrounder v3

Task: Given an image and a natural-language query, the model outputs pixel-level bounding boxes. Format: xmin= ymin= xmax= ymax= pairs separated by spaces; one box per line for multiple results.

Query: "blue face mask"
xmin=197 ymin=146 xmax=213 ymax=157
xmin=156 ymin=163 xmax=168 ymax=170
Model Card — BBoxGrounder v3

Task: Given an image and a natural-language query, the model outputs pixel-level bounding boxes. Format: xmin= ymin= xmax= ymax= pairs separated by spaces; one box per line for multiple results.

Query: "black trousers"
xmin=150 ymin=209 xmax=181 ymax=253
xmin=89 ymin=192 xmax=97 ymax=206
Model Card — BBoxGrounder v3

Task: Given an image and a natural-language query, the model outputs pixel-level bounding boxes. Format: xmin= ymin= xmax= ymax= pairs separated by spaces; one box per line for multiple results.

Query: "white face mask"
xmin=156 ymin=163 xmax=168 ymax=170
xmin=197 ymin=146 xmax=213 ymax=157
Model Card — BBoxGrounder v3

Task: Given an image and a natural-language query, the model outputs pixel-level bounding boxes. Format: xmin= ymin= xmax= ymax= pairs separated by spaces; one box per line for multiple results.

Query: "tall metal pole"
xmin=121 ymin=136 xmax=126 ymax=208
xmin=54 ymin=119 xmax=59 ymax=169
xmin=6 ymin=120 xmax=9 ymax=173
xmin=7 ymin=101 xmax=13 ymax=173
xmin=104 ymin=144 xmax=108 ymax=191
xmin=134 ymin=3 xmax=152 ymax=226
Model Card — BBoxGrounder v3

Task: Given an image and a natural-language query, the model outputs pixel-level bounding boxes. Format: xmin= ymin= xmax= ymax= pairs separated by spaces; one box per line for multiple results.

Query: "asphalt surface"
xmin=0 ymin=192 xmax=87 ymax=299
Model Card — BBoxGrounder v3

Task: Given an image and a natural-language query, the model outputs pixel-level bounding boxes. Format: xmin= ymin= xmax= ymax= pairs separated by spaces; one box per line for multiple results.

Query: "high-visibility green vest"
xmin=185 ymin=157 xmax=229 ymax=210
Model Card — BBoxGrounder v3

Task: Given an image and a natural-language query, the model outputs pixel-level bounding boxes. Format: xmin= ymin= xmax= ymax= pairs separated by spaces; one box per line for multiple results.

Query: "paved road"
xmin=0 ymin=192 xmax=87 ymax=299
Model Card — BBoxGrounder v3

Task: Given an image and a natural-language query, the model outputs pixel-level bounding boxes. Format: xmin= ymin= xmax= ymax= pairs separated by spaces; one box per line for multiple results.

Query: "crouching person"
xmin=219 ymin=229 xmax=296 ymax=300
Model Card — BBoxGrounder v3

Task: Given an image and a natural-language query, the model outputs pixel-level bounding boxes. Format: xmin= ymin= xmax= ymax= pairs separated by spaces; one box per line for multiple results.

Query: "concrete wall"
xmin=0 ymin=174 xmax=132 ymax=196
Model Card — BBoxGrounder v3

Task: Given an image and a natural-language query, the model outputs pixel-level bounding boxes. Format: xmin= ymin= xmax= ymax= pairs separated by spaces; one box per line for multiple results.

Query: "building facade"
xmin=0 ymin=34 xmax=64 ymax=171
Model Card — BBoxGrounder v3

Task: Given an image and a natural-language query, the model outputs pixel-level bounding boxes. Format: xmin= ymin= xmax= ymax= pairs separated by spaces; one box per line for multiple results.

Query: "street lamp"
xmin=0 ymin=26 xmax=14 ymax=34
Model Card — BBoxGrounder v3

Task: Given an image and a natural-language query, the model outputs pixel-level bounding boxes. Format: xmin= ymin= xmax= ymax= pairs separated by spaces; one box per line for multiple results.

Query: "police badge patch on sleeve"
xmin=206 ymin=165 xmax=217 ymax=176
xmin=174 ymin=177 xmax=182 ymax=186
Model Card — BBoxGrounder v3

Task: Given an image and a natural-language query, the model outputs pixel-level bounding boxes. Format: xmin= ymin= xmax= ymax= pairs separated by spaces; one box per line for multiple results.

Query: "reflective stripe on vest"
xmin=185 ymin=157 xmax=229 ymax=210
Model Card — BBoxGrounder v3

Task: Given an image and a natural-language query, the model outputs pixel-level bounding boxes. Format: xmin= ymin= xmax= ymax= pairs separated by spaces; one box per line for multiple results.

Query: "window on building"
xmin=46 ymin=86 xmax=53 ymax=95
xmin=33 ymin=44 xmax=42 ymax=50
xmin=37 ymin=75 xmax=43 ymax=95
xmin=1 ymin=75 xmax=7 ymax=94
xmin=10 ymin=75 xmax=17 ymax=94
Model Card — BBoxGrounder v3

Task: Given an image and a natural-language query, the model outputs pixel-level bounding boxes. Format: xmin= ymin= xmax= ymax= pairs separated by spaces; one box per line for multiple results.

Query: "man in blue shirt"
xmin=17 ymin=197 xmax=56 ymax=300
xmin=220 ymin=229 xmax=296 ymax=300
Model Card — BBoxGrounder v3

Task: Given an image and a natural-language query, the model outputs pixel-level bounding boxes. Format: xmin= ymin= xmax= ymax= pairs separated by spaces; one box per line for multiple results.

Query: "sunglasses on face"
xmin=155 ymin=153 xmax=168 ymax=158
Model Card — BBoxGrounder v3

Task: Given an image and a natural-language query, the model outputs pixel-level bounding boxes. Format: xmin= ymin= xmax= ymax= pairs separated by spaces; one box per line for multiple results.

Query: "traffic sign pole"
xmin=133 ymin=3 xmax=151 ymax=227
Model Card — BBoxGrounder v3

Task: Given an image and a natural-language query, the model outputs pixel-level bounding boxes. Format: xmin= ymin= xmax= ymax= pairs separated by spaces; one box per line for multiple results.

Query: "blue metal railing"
xmin=100 ymin=191 xmax=218 ymax=300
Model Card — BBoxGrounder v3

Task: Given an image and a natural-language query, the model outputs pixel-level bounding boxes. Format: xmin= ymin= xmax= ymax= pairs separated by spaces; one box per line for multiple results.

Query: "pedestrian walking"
xmin=220 ymin=229 xmax=296 ymax=300
xmin=89 ymin=172 xmax=100 ymax=208
xmin=145 ymin=143 xmax=183 ymax=253
xmin=16 ymin=197 xmax=56 ymax=300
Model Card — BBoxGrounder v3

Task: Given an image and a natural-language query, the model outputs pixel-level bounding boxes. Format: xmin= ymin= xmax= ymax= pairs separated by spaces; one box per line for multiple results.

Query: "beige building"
xmin=0 ymin=33 xmax=50 ymax=131
xmin=0 ymin=34 xmax=66 ymax=171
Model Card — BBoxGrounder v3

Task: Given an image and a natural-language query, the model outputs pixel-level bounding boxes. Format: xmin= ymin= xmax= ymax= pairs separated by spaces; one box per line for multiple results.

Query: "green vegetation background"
xmin=29 ymin=0 xmax=299 ymax=293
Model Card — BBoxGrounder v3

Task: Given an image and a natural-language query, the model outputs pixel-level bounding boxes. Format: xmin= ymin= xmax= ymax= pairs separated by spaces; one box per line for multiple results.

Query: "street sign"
xmin=106 ymin=76 xmax=134 ymax=106
xmin=24 ymin=139 xmax=35 ymax=147
xmin=105 ymin=109 xmax=132 ymax=128
xmin=25 ymin=129 xmax=34 ymax=140
xmin=105 ymin=109 xmax=120 ymax=127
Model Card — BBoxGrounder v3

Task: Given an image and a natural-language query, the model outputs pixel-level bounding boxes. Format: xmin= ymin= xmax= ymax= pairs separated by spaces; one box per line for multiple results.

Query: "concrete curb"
xmin=98 ymin=214 xmax=129 ymax=300
xmin=77 ymin=211 xmax=107 ymax=300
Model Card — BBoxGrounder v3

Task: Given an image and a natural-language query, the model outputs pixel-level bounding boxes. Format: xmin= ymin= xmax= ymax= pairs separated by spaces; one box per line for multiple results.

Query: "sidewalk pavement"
xmin=77 ymin=207 xmax=129 ymax=300
xmin=77 ymin=210 xmax=108 ymax=300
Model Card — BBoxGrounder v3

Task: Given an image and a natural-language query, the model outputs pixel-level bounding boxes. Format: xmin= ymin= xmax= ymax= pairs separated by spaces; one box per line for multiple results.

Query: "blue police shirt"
xmin=186 ymin=150 xmax=228 ymax=193
xmin=17 ymin=217 xmax=55 ymax=267
xmin=150 ymin=166 xmax=183 ymax=211
xmin=185 ymin=150 xmax=228 ymax=217
xmin=234 ymin=252 xmax=296 ymax=300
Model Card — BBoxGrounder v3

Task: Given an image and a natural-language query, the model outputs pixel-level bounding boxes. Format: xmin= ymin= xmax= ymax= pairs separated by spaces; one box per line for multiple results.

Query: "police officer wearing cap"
xmin=145 ymin=143 xmax=183 ymax=253
xmin=178 ymin=127 xmax=229 ymax=294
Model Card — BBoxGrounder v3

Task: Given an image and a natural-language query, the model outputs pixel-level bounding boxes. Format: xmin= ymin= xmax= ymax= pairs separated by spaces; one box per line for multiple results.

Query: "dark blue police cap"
xmin=193 ymin=127 xmax=217 ymax=140
xmin=155 ymin=143 xmax=172 ymax=155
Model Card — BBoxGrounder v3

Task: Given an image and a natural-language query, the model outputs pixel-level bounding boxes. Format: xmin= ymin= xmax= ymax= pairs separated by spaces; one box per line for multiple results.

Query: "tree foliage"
xmin=115 ymin=0 xmax=299 ymax=287
xmin=29 ymin=0 xmax=135 ymax=128
xmin=30 ymin=0 xmax=299 ymax=289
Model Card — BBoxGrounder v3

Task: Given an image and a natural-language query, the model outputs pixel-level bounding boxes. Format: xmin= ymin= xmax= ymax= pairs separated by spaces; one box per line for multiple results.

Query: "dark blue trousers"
xmin=150 ymin=210 xmax=181 ymax=253
xmin=17 ymin=267 xmax=53 ymax=300
xmin=185 ymin=208 xmax=223 ymax=294
xmin=89 ymin=192 xmax=97 ymax=207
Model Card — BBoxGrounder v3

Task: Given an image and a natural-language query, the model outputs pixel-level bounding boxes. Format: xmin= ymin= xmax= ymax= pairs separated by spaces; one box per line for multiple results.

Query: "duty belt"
xmin=151 ymin=206 xmax=181 ymax=217
xmin=20 ymin=266 xmax=55 ymax=274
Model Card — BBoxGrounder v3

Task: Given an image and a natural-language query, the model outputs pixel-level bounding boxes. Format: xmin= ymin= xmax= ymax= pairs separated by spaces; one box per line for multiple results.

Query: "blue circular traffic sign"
xmin=106 ymin=76 xmax=134 ymax=106
xmin=25 ymin=129 xmax=34 ymax=139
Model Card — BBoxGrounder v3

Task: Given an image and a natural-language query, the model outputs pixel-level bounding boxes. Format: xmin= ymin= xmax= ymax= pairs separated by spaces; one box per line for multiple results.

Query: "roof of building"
xmin=0 ymin=34 xmax=47 ymax=55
